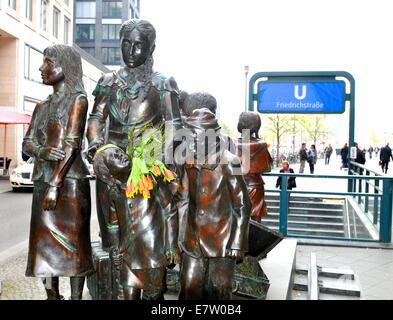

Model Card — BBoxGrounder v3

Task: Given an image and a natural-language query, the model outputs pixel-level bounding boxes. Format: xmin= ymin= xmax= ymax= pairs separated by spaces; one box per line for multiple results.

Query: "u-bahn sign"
xmin=257 ymin=81 xmax=346 ymax=114
xmin=248 ymin=71 xmax=356 ymax=192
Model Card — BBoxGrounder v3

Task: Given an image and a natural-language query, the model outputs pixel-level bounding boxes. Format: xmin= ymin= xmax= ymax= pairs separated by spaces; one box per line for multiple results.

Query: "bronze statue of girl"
xmin=23 ymin=45 xmax=93 ymax=300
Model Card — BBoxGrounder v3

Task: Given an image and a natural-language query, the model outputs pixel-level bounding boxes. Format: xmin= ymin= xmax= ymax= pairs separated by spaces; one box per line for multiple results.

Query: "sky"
xmin=140 ymin=0 xmax=393 ymax=147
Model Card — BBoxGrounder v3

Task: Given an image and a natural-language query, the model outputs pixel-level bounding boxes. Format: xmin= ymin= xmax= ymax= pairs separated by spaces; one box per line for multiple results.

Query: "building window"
xmin=8 ymin=0 xmax=16 ymax=10
xmin=82 ymin=47 xmax=95 ymax=58
xmin=103 ymin=1 xmax=122 ymax=18
xmin=26 ymin=0 xmax=33 ymax=21
xmin=64 ymin=18 xmax=70 ymax=44
xmin=76 ymin=1 xmax=96 ymax=18
xmin=53 ymin=8 xmax=60 ymax=38
xmin=24 ymin=45 xmax=44 ymax=83
xmin=40 ymin=0 xmax=48 ymax=31
xmin=102 ymin=24 xmax=121 ymax=40
xmin=76 ymin=24 xmax=95 ymax=41
xmin=102 ymin=47 xmax=121 ymax=65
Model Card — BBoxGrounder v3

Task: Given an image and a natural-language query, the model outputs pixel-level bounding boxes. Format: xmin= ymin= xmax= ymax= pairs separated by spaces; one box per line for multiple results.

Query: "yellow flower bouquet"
xmin=125 ymin=123 xmax=175 ymax=199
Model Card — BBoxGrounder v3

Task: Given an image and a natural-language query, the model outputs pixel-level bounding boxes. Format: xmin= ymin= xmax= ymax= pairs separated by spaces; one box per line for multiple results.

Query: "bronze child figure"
xmin=93 ymin=144 xmax=179 ymax=300
xmin=235 ymin=112 xmax=273 ymax=223
xmin=23 ymin=45 xmax=93 ymax=300
xmin=176 ymin=108 xmax=251 ymax=300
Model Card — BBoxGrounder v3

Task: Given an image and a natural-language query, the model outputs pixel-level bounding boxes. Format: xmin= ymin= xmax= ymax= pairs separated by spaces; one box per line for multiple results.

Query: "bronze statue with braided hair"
xmin=86 ymin=19 xmax=182 ymax=299
xmin=23 ymin=45 xmax=93 ymax=300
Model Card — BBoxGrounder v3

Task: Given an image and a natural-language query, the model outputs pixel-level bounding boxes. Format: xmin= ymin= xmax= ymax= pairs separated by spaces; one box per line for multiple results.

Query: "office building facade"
xmin=74 ymin=0 xmax=140 ymax=69
xmin=0 ymin=0 xmax=109 ymax=168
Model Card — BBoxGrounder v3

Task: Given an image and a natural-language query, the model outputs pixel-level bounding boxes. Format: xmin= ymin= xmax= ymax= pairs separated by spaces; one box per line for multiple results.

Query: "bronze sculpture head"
xmin=237 ymin=112 xmax=261 ymax=139
xmin=41 ymin=45 xmax=85 ymax=94
xmin=120 ymin=19 xmax=156 ymax=69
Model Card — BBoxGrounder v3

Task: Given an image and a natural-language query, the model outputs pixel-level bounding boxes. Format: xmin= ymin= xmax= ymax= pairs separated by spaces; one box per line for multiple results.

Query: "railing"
xmin=263 ymin=169 xmax=393 ymax=243
xmin=348 ymin=161 xmax=392 ymax=242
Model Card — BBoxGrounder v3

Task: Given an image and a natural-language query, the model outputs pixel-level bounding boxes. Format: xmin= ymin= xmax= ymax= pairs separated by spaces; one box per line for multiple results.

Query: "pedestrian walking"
xmin=307 ymin=144 xmax=317 ymax=174
xmin=298 ymin=143 xmax=308 ymax=173
xmin=340 ymin=143 xmax=349 ymax=169
xmin=324 ymin=144 xmax=333 ymax=165
xmin=379 ymin=143 xmax=393 ymax=174
xmin=368 ymin=146 xmax=374 ymax=159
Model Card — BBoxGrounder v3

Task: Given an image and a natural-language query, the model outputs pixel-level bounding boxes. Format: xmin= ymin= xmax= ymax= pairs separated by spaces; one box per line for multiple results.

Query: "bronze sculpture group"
xmin=23 ymin=19 xmax=273 ymax=300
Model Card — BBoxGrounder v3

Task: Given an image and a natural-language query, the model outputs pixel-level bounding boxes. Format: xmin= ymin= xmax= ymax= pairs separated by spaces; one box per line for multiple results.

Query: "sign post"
xmin=248 ymin=71 xmax=355 ymax=191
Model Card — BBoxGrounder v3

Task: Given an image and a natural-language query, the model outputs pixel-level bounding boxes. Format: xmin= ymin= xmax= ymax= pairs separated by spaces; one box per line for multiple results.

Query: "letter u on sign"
xmin=294 ymin=85 xmax=307 ymax=100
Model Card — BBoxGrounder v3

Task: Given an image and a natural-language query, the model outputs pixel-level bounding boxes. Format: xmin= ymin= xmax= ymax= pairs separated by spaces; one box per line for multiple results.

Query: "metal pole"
xmin=244 ymin=66 xmax=249 ymax=112
xmin=279 ymin=177 xmax=289 ymax=236
xmin=380 ymin=179 xmax=392 ymax=243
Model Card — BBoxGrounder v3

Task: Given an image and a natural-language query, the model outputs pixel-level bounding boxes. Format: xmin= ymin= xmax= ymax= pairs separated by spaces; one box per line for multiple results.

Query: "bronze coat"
xmin=235 ymin=139 xmax=273 ymax=220
xmin=108 ymin=181 xmax=178 ymax=270
xmin=177 ymin=150 xmax=251 ymax=259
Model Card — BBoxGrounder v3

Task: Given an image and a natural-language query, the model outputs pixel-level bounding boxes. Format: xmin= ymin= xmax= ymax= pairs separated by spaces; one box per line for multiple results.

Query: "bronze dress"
xmin=235 ymin=138 xmax=273 ymax=222
xmin=23 ymin=89 xmax=93 ymax=277
xmin=87 ymin=67 xmax=181 ymax=289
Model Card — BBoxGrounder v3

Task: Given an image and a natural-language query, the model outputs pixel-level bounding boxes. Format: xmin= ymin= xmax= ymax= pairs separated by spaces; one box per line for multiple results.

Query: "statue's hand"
xmin=87 ymin=144 xmax=100 ymax=163
xmin=43 ymin=186 xmax=59 ymax=211
xmin=110 ymin=247 xmax=123 ymax=270
xmin=226 ymin=249 xmax=245 ymax=263
xmin=39 ymin=147 xmax=65 ymax=161
xmin=166 ymin=247 xmax=181 ymax=266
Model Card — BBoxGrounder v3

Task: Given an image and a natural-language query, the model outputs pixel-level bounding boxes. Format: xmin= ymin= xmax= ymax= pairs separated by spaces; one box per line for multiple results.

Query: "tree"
xmin=262 ymin=114 xmax=292 ymax=166
xmin=298 ymin=115 xmax=331 ymax=146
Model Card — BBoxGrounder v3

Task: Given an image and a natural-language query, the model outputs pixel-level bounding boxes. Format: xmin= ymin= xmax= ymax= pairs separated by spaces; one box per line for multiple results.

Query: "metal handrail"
xmin=262 ymin=170 xmax=392 ymax=243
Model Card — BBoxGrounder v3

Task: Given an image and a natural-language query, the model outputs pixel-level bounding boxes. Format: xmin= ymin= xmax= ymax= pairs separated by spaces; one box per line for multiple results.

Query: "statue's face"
xmin=121 ymin=29 xmax=151 ymax=68
xmin=106 ymin=148 xmax=130 ymax=179
xmin=39 ymin=55 xmax=65 ymax=86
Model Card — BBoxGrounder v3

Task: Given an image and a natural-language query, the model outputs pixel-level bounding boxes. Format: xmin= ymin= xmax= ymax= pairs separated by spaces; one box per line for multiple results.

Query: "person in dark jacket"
xmin=276 ymin=161 xmax=296 ymax=190
xmin=340 ymin=143 xmax=349 ymax=169
xmin=307 ymin=144 xmax=317 ymax=174
xmin=298 ymin=143 xmax=308 ymax=173
xmin=380 ymin=143 xmax=393 ymax=174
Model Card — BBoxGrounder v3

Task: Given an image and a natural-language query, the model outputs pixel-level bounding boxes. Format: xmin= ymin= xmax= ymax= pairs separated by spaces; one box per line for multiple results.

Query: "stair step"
xmin=289 ymin=228 xmax=345 ymax=235
xmin=262 ymin=220 xmax=344 ymax=230
xmin=260 ymin=225 xmax=345 ymax=236
xmin=267 ymin=207 xmax=344 ymax=216
xmin=266 ymin=212 xmax=343 ymax=221
xmin=266 ymin=200 xmax=344 ymax=209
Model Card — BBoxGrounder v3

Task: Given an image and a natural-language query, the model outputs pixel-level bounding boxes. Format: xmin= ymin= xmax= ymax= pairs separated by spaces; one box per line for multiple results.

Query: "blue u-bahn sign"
xmin=257 ymin=81 xmax=346 ymax=114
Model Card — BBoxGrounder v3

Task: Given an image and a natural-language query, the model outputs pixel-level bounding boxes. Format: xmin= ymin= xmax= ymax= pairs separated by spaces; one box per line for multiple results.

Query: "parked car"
xmin=10 ymin=158 xmax=34 ymax=191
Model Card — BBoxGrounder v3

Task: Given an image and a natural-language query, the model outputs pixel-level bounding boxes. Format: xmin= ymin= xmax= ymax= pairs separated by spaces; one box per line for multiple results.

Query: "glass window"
xmin=76 ymin=1 xmax=96 ymax=18
xmin=103 ymin=1 xmax=122 ymax=18
xmin=25 ymin=0 xmax=33 ymax=21
xmin=82 ymin=47 xmax=95 ymax=57
xmin=102 ymin=24 xmax=121 ymax=40
xmin=8 ymin=0 xmax=16 ymax=10
xmin=53 ymin=8 xmax=60 ymax=38
xmin=40 ymin=0 xmax=48 ymax=31
xmin=102 ymin=47 xmax=121 ymax=65
xmin=64 ymin=18 xmax=70 ymax=44
xmin=76 ymin=24 xmax=95 ymax=41
xmin=24 ymin=45 xmax=44 ymax=83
